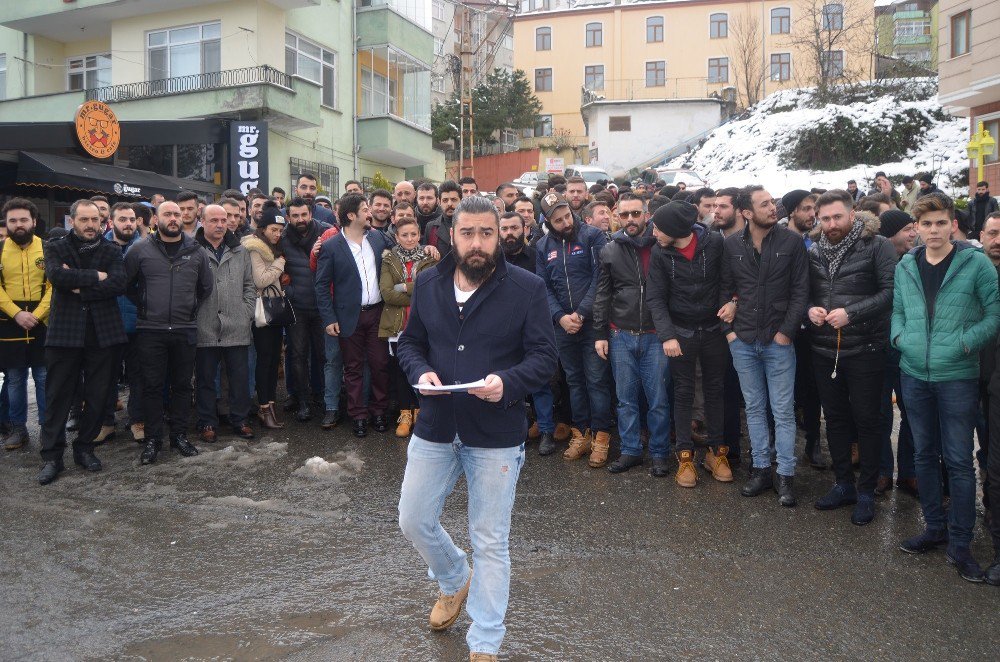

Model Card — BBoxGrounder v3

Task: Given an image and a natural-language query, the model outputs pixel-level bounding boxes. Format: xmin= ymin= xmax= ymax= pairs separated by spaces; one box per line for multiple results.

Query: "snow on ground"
xmin=666 ymin=81 xmax=969 ymax=196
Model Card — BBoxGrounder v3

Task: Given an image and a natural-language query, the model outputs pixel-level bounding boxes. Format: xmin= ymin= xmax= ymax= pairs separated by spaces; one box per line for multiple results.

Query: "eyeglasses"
xmin=618 ymin=210 xmax=644 ymax=219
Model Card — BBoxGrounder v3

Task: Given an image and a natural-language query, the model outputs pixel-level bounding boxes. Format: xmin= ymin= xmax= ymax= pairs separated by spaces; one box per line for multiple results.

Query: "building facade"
xmin=876 ymin=0 xmax=938 ymax=73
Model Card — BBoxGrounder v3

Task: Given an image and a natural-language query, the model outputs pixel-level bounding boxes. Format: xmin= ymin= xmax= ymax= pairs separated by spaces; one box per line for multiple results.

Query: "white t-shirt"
xmin=455 ymin=282 xmax=476 ymax=312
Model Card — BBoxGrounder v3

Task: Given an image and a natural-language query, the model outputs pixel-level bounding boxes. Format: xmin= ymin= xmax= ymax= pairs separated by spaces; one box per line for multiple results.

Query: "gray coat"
xmin=195 ymin=231 xmax=256 ymax=347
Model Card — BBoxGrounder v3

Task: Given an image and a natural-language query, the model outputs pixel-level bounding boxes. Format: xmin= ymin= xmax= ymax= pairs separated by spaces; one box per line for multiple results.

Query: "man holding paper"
xmin=397 ymin=195 xmax=557 ymax=662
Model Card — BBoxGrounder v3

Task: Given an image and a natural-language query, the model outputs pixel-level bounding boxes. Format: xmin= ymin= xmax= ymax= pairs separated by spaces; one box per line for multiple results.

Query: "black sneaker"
xmin=899 ymin=528 xmax=948 ymax=554
xmin=851 ymin=494 xmax=876 ymax=526
xmin=946 ymin=546 xmax=985 ymax=583
xmin=815 ymin=482 xmax=858 ymax=510
xmin=985 ymin=554 xmax=1000 ymax=586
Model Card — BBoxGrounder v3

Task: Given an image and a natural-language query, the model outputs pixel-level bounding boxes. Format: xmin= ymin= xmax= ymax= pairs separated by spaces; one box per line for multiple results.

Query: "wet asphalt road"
xmin=1 ymin=408 xmax=998 ymax=661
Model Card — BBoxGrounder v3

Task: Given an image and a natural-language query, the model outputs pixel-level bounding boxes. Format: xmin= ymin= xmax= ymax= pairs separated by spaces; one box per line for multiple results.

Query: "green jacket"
xmin=891 ymin=242 xmax=1000 ymax=382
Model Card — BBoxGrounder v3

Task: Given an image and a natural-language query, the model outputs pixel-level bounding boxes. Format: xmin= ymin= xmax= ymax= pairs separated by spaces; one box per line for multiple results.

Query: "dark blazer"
xmin=314 ymin=229 xmax=392 ymax=337
xmin=397 ymin=253 xmax=557 ymax=449
xmin=44 ymin=234 xmax=127 ymax=348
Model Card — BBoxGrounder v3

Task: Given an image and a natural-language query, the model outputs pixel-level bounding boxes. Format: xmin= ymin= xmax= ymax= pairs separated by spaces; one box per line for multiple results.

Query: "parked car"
xmin=564 ymin=164 xmax=611 ymax=185
xmin=513 ymin=171 xmax=549 ymax=197
xmin=654 ymin=168 xmax=708 ymax=188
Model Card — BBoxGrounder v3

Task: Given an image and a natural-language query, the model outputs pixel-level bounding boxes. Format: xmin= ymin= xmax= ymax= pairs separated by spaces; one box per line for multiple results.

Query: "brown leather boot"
xmin=130 ymin=422 xmax=145 ymax=441
xmin=589 ymin=430 xmax=611 ymax=468
xmin=527 ymin=421 xmax=540 ymax=439
xmin=396 ymin=409 xmax=414 ymax=437
xmin=554 ymin=422 xmax=571 ymax=442
xmin=94 ymin=425 xmax=116 ymax=443
xmin=675 ymin=450 xmax=698 ymax=487
xmin=429 ymin=572 xmax=472 ymax=631
xmin=563 ymin=427 xmax=592 ymax=460
xmin=703 ymin=445 xmax=734 ymax=482
xmin=257 ymin=403 xmax=284 ymax=430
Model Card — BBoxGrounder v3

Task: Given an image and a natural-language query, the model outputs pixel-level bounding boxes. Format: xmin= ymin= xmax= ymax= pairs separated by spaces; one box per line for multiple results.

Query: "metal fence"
xmin=85 ymin=65 xmax=293 ymax=103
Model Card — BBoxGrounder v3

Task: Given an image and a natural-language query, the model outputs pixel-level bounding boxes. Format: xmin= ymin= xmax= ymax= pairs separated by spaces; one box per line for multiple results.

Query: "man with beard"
xmin=565 ymin=177 xmax=589 ymax=220
xmin=807 ymin=190 xmax=896 ymax=526
xmin=271 ymin=187 xmax=286 ymax=207
xmin=970 ymin=181 xmax=999 ymax=240
xmin=89 ymin=195 xmax=110 ymax=228
xmin=424 ymin=181 xmax=460 ymax=254
xmin=536 ymin=192 xmax=612 ymax=464
xmin=459 ymin=177 xmax=479 ymax=198
xmin=315 ymin=193 xmax=393 ymax=438
xmin=711 ymin=186 xmax=744 ymax=238
xmin=916 ymin=173 xmax=941 ymax=199
xmin=847 ymin=180 xmax=863 ymax=203
xmin=176 ymin=190 xmax=201 ymax=237
xmin=369 ymin=188 xmax=394 ymax=240
xmin=37 ymin=200 xmax=127 ymax=484
xmin=415 ymin=182 xmax=442 ymax=234
xmin=395 ymin=180 xmax=417 ymax=207
xmin=499 ymin=212 xmax=533 ymax=273
xmin=981 ymin=212 xmax=1000 ymax=584
xmin=294 ymin=172 xmax=336 ymax=224
xmin=0 ymin=198 xmax=50 ymax=451
xmin=495 ymin=183 xmax=519 ymax=212
xmin=722 ymin=185 xmax=809 ymax=507
xmin=397 ymin=194 xmax=556 ymax=662
xmin=247 ymin=193 xmax=267 ymax=233
xmin=689 ymin=188 xmax=716 ymax=226
xmin=281 ymin=196 xmax=333 ymax=421
xmin=125 ymin=201 xmax=213 ymax=466
xmin=782 ymin=190 xmax=818 ymax=247
xmin=593 ymin=193 xmax=671 ymax=474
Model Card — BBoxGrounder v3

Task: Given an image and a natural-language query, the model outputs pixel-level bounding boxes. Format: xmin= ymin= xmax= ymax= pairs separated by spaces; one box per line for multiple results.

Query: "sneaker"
xmin=563 ymin=427 xmax=591 ymax=460
xmin=815 ymin=483 xmax=858 ymax=510
xmin=851 ymin=494 xmax=876 ymax=526
xmin=899 ymin=529 xmax=948 ymax=554
xmin=946 ymin=546 xmax=985 ymax=583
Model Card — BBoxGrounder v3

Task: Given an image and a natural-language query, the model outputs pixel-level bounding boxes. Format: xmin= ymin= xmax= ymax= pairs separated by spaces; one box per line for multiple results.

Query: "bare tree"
xmin=790 ymin=0 xmax=876 ymax=102
xmin=726 ymin=12 xmax=765 ymax=109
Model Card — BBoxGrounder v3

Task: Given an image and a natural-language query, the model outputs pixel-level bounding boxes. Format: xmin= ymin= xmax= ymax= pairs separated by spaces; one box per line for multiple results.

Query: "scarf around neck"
xmin=818 ymin=219 xmax=864 ymax=278
xmin=393 ymin=244 xmax=426 ymax=265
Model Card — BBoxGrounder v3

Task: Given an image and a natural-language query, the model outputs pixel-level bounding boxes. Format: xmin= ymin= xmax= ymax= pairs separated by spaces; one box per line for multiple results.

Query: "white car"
xmin=654 ymin=168 xmax=708 ymax=188
xmin=513 ymin=171 xmax=549 ymax=198
xmin=564 ymin=164 xmax=611 ymax=186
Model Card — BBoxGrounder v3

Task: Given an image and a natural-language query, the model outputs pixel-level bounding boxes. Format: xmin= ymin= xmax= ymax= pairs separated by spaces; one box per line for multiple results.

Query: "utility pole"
xmin=458 ymin=3 xmax=475 ymax=179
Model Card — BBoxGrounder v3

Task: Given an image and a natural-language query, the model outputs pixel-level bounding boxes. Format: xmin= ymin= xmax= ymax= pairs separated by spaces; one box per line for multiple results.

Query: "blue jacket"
xmin=535 ymin=220 xmax=607 ymax=323
xmin=397 ymin=253 xmax=558 ymax=448
xmin=103 ymin=229 xmax=141 ymax=334
xmin=314 ymin=229 xmax=393 ymax=337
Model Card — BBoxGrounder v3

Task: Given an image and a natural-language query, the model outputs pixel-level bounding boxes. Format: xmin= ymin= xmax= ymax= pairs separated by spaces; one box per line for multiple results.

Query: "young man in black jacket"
xmin=721 ymin=185 xmax=809 ymax=506
xmin=807 ymin=191 xmax=896 ymax=525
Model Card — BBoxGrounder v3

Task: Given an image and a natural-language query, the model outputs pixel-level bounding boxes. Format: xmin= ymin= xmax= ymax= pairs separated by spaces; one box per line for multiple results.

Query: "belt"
xmin=360 ymin=303 xmax=381 ymax=312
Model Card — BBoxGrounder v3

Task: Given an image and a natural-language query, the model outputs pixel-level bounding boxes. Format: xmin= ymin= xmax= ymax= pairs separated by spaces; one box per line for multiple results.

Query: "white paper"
xmin=412 ymin=379 xmax=487 ymax=393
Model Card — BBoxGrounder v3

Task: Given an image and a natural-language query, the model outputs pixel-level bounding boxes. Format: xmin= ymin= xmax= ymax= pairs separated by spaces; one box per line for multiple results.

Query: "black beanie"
xmin=652 ymin=200 xmax=698 ymax=239
xmin=259 ymin=206 xmax=287 ymax=229
xmin=879 ymin=209 xmax=912 ymax=238
xmin=781 ymin=190 xmax=811 ymax=215
xmin=919 ymin=173 xmax=933 ymax=185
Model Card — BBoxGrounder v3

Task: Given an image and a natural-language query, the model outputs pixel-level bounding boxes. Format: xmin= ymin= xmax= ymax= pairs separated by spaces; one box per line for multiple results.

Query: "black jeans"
xmin=671 ymin=330 xmax=728 ymax=452
xmin=389 ymin=346 xmax=418 ymax=410
xmin=986 ymin=386 xmax=1000 ymax=550
xmin=794 ymin=331 xmax=821 ymax=446
xmin=139 ymin=331 xmax=197 ymax=440
xmin=723 ymin=356 xmax=742 ymax=458
xmin=40 ymin=345 xmax=121 ymax=462
xmin=102 ymin=333 xmax=144 ymax=426
xmin=196 ymin=346 xmax=251 ymax=428
xmin=288 ymin=308 xmax=325 ymax=404
xmin=813 ymin=351 xmax=885 ymax=494
xmin=252 ymin=324 xmax=284 ymax=404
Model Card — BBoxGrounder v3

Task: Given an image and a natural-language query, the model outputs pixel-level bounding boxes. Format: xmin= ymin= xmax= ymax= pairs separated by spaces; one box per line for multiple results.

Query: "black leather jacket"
xmin=592 ymin=229 xmax=656 ymax=339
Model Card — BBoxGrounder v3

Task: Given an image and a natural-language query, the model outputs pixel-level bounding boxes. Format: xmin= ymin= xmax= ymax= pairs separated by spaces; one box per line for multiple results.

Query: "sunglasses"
xmin=619 ymin=210 xmax=644 ymax=219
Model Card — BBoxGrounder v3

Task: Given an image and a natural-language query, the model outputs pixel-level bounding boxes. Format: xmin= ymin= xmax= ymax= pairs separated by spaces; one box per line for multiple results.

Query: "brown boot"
xmin=94 ymin=425 xmax=116 ymax=443
xmin=429 ymin=572 xmax=472 ymax=631
xmin=130 ymin=422 xmax=145 ymax=441
xmin=413 ymin=408 xmax=420 ymax=424
xmin=589 ymin=430 xmax=611 ymax=468
xmin=257 ymin=403 xmax=284 ymax=429
xmin=470 ymin=654 xmax=498 ymax=662
xmin=703 ymin=446 xmax=734 ymax=482
xmin=675 ymin=450 xmax=698 ymax=487
xmin=396 ymin=409 xmax=414 ymax=437
xmin=554 ymin=422 xmax=571 ymax=442
xmin=563 ymin=427 xmax=592 ymax=460
xmin=527 ymin=421 xmax=540 ymax=439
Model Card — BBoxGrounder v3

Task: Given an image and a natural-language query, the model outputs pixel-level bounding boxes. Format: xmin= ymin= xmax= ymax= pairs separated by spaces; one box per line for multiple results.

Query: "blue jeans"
xmin=879 ymin=348 xmax=915 ymax=480
xmin=900 ymin=375 xmax=979 ymax=546
xmin=609 ymin=330 xmax=671 ymax=458
xmin=324 ymin=335 xmax=344 ymax=412
xmin=531 ymin=384 xmax=555 ymax=434
xmin=555 ymin=322 xmax=612 ymax=432
xmin=398 ymin=435 xmax=525 ymax=656
xmin=5 ymin=366 xmax=46 ymax=426
xmin=729 ymin=338 xmax=797 ymax=476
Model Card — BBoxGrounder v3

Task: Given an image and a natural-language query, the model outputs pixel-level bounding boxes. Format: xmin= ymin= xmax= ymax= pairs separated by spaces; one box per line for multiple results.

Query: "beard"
xmin=456 ymin=244 xmax=500 ymax=286
xmin=551 ymin=222 xmax=577 ymax=242
xmin=157 ymin=221 xmax=182 ymax=238
xmin=791 ymin=216 xmax=814 ymax=233
xmin=713 ymin=213 xmax=736 ymax=231
xmin=624 ymin=221 xmax=645 ymax=237
xmin=113 ymin=226 xmax=136 ymax=242
xmin=9 ymin=227 xmax=34 ymax=246
xmin=501 ymin=235 xmax=524 ymax=256
xmin=751 ymin=214 xmax=777 ymax=230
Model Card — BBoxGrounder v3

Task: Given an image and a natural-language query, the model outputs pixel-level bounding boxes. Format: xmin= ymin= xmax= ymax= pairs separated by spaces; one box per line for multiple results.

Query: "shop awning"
xmin=14 ymin=151 xmax=187 ymax=199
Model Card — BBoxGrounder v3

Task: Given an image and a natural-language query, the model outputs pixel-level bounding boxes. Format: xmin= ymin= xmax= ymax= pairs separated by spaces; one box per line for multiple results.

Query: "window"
xmin=646 ymin=60 xmax=665 ymax=87
xmin=770 ymin=53 xmax=791 ymax=81
xmin=285 ymin=32 xmax=337 ymax=107
xmin=708 ymin=57 xmax=729 ymax=83
xmin=535 ymin=67 xmax=552 ymax=91
xmin=895 ymin=20 xmax=932 ymax=38
xmin=533 ymin=115 xmax=553 ymax=137
xmin=536 ymin=26 xmax=551 ymax=51
xmin=0 ymin=54 xmax=8 ymax=101
xmin=434 ymin=38 xmax=444 ymax=56
xmin=432 ymin=76 xmax=445 ymax=93
xmin=609 ymin=116 xmax=631 ymax=132
xmin=647 ymin=17 xmax=664 ymax=43
xmin=522 ymin=0 xmax=550 ymax=11
xmin=357 ymin=46 xmax=431 ymax=129
xmin=290 ymin=157 xmax=339 ymax=197
xmin=822 ymin=3 xmax=843 ymax=31
xmin=502 ymin=34 xmax=513 ymax=51
xmin=821 ymin=50 xmax=844 ymax=78
xmin=710 ymin=13 xmax=728 ymax=38
xmin=147 ymin=22 xmax=221 ymax=81
xmin=771 ymin=7 xmax=790 ymax=34
xmin=983 ymin=118 xmax=999 ymax=164
xmin=584 ymin=65 xmax=604 ymax=91
xmin=432 ymin=0 xmax=444 ymax=21
xmin=68 ymin=53 xmax=111 ymax=91
xmin=586 ymin=22 xmax=602 ymax=47
xmin=951 ymin=11 xmax=971 ymax=57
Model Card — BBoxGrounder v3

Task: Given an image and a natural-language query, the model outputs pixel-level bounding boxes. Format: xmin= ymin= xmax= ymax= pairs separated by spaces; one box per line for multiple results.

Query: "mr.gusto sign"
xmin=229 ymin=121 xmax=268 ymax=195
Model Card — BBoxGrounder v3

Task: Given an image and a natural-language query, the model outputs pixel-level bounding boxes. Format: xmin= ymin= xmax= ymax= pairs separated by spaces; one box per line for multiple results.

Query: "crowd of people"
xmin=1 ymin=171 xmax=999 ymax=593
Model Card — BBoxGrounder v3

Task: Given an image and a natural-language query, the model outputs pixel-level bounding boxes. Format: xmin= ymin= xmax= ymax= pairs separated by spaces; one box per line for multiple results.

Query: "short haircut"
xmin=901 ymin=176 xmax=913 ymax=184
xmin=910 ymin=192 xmax=955 ymax=221
xmin=566 ymin=176 xmax=586 ymax=187
xmin=89 ymin=195 xmax=109 ymax=204
xmin=659 ymin=185 xmax=679 ymax=199
xmin=847 ymin=179 xmax=857 ymax=185
xmin=394 ymin=215 xmax=419 ymax=231
xmin=70 ymin=199 xmax=100 ymax=218
xmin=547 ymin=174 xmax=566 ymax=188
xmin=338 ymin=193 xmax=366 ymax=225
xmin=815 ymin=189 xmax=854 ymax=213
xmin=500 ymin=211 xmax=524 ymax=225
xmin=132 ymin=203 xmax=152 ymax=224
xmin=286 ymin=196 xmax=311 ymax=211
xmin=222 ymin=188 xmax=246 ymax=202
xmin=271 ymin=186 xmax=286 ymax=196
xmin=855 ymin=197 xmax=885 ymax=215
xmin=714 ymin=187 xmax=740 ymax=206
xmin=392 ymin=201 xmax=414 ymax=215
xmin=588 ymin=184 xmax=604 ymax=195
xmin=2 ymin=197 xmax=39 ymax=221
xmin=671 ymin=190 xmax=693 ymax=202
xmin=345 ymin=179 xmax=362 ymax=190
xmin=581 ymin=200 xmax=610 ymax=220
xmin=176 ymin=190 xmax=199 ymax=203
xmin=616 ymin=192 xmax=644 ymax=206
xmin=987 ymin=211 xmax=1000 ymax=223
xmin=594 ymin=191 xmax=616 ymax=206
xmin=417 ymin=182 xmax=439 ymax=197
xmin=689 ymin=187 xmax=717 ymax=206
xmin=369 ymin=188 xmax=393 ymax=205
xmin=647 ymin=195 xmax=671 ymax=215
xmin=978 ymin=180 xmax=990 ymax=188
xmin=453 ymin=194 xmax=500 ymax=226
xmin=735 ymin=185 xmax=765 ymax=213
xmin=513 ymin=195 xmax=533 ymax=207
xmin=955 ymin=208 xmax=973 ymax=234
xmin=495 ymin=182 xmax=517 ymax=196
xmin=875 ymin=171 xmax=887 ymax=179
xmin=440 ymin=180 xmax=462 ymax=197
xmin=458 ymin=177 xmax=477 ymax=186
xmin=110 ymin=201 xmax=135 ymax=218
xmin=297 ymin=172 xmax=317 ymax=184
xmin=219 ymin=197 xmax=242 ymax=209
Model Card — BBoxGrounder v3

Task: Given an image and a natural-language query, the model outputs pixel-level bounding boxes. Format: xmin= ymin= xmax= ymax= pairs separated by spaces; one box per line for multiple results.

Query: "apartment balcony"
xmin=893 ymin=10 xmax=930 ymax=20
xmin=895 ymin=35 xmax=933 ymax=46
xmin=356 ymin=5 xmax=433 ymax=54
xmin=358 ymin=116 xmax=432 ymax=169
xmin=0 ymin=0 xmax=319 ymax=42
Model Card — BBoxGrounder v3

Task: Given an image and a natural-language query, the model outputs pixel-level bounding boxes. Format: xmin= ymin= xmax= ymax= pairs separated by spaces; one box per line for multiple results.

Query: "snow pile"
xmin=292 ymin=453 xmax=365 ymax=482
xmin=667 ymin=80 xmax=968 ymax=195
xmin=189 ymin=441 xmax=288 ymax=467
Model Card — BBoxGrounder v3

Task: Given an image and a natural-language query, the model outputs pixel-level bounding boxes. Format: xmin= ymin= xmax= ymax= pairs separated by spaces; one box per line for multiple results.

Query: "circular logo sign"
xmin=75 ymin=101 xmax=120 ymax=159
xmin=113 ymin=183 xmax=123 ymax=195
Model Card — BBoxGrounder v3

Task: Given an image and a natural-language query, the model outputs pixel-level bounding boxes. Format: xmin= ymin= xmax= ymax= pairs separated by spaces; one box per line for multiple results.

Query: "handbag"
xmin=255 ymin=284 xmax=296 ymax=328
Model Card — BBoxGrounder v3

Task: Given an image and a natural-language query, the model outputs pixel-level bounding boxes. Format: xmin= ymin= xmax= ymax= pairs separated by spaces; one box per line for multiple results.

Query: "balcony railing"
xmin=84 ymin=65 xmax=293 ymax=103
xmin=581 ymin=78 xmax=711 ymax=106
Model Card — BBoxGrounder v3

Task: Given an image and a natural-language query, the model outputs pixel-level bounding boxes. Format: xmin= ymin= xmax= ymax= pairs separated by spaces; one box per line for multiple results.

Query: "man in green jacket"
xmin=892 ymin=193 xmax=1000 ymax=583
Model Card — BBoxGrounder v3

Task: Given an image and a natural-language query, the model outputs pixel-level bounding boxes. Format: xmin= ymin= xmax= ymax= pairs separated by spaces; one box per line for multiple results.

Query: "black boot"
xmin=352 ymin=418 xmax=368 ymax=438
xmin=804 ymin=438 xmax=828 ymax=470
xmin=296 ymin=401 xmax=312 ymax=422
xmin=741 ymin=466 xmax=773 ymax=497
xmin=985 ymin=553 xmax=1000 ymax=586
xmin=607 ymin=454 xmax=643 ymax=474
xmin=775 ymin=474 xmax=796 ymax=507
xmin=38 ymin=460 xmax=64 ymax=485
xmin=372 ymin=415 xmax=388 ymax=433
xmin=537 ymin=432 xmax=556 ymax=456
xmin=73 ymin=448 xmax=102 ymax=472
xmin=650 ymin=457 xmax=670 ymax=478
xmin=140 ymin=438 xmax=162 ymax=465
xmin=170 ymin=434 xmax=199 ymax=457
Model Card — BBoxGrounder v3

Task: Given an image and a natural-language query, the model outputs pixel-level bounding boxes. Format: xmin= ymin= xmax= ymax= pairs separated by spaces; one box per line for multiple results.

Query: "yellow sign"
xmin=74 ymin=100 xmax=120 ymax=159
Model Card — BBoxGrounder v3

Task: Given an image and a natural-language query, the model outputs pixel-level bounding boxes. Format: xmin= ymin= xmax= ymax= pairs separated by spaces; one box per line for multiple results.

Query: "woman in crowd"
xmin=378 ymin=215 xmax=437 ymax=437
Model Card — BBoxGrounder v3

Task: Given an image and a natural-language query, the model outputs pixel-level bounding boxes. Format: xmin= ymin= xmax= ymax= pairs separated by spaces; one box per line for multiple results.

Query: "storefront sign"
xmin=229 ymin=121 xmax=268 ymax=195
xmin=544 ymin=157 xmax=564 ymax=174
xmin=113 ymin=182 xmax=142 ymax=197
xmin=74 ymin=101 xmax=120 ymax=159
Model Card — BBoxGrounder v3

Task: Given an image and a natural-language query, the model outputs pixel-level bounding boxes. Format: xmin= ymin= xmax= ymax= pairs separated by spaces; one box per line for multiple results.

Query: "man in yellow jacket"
xmin=0 ymin=198 xmax=51 ymax=450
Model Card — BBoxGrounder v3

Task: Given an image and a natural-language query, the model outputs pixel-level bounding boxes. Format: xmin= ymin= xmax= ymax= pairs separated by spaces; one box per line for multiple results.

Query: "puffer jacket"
xmin=378 ymin=248 xmax=438 ymax=338
xmin=891 ymin=242 xmax=1000 ymax=382
xmin=195 ymin=229 xmax=256 ymax=347
xmin=535 ymin=220 xmax=607 ymax=324
xmin=592 ymin=227 xmax=656 ymax=339
xmin=646 ymin=223 xmax=724 ymax=341
xmin=103 ymin=229 xmax=140 ymax=334
xmin=280 ymin=219 xmax=331 ymax=313
xmin=242 ymin=235 xmax=285 ymax=296
xmin=806 ymin=212 xmax=896 ymax=358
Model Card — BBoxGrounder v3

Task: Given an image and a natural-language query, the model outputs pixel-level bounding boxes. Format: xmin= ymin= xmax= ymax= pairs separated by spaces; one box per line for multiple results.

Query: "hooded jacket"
xmin=124 ymin=233 xmax=213 ymax=333
xmin=535 ymin=220 xmax=607 ymax=324
xmin=592 ymin=226 xmax=657 ymax=339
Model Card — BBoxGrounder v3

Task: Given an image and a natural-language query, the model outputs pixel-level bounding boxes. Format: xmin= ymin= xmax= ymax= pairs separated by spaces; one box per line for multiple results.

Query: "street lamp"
xmin=967 ymin=120 xmax=996 ymax=183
